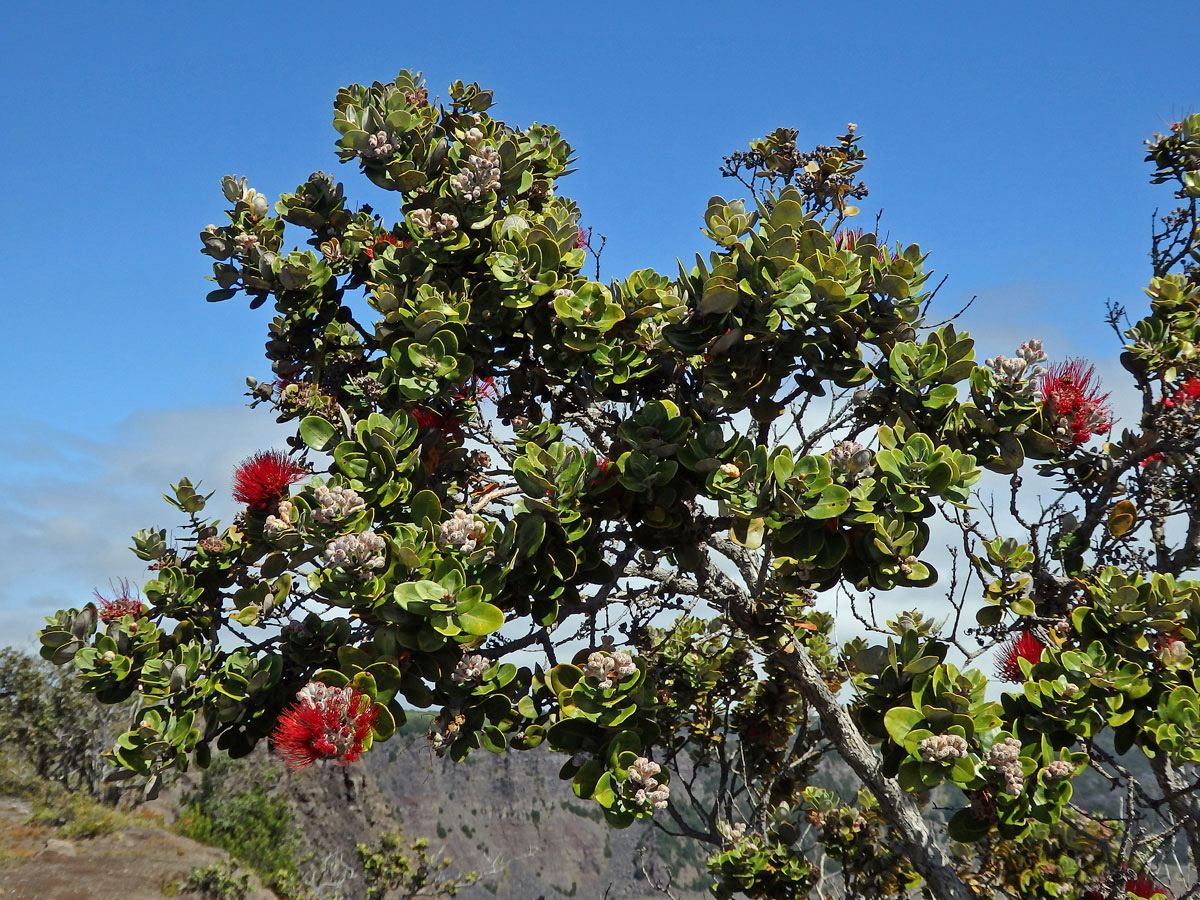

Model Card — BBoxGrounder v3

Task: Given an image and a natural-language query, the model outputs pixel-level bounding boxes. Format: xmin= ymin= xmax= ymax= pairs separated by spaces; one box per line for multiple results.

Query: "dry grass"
xmin=0 ymin=815 xmax=54 ymax=859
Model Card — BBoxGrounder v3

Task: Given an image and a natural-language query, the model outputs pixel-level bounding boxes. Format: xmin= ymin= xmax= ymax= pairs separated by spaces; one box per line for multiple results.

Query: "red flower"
xmin=233 ymin=450 xmax=307 ymax=511
xmin=271 ymin=682 xmax=377 ymax=770
xmin=272 ymin=373 xmax=298 ymax=396
xmin=411 ymin=406 xmax=463 ymax=438
xmin=834 ymin=228 xmax=862 ymax=251
xmin=995 ymin=630 xmax=1046 ymax=682
xmin=362 ymin=233 xmax=404 ymax=260
xmin=576 ymin=227 xmax=588 ymax=249
xmin=1040 ymin=359 xmax=1112 ymax=446
xmin=94 ymin=580 xmax=145 ymax=623
xmin=454 ymin=376 xmax=500 ymax=403
xmin=1140 ymin=452 xmax=1165 ymax=468
xmin=1125 ymin=872 xmax=1170 ymax=899
xmin=590 ymin=456 xmax=611 ymax=487
xmin=1164 ymin=376 xmax=1200 ymax=409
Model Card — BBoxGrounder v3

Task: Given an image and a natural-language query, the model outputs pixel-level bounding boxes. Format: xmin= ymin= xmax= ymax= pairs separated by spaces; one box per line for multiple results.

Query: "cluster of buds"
xmin=197 ymin=535 xmax=227 ymax=555
xmin=1040 ymin=359 xmax=1112 ymax=446
xmin=918 ymin=734 xmax=969 ymax=763
xmin=312 ymin=485 xmax=366 ymax=524
xmin=264 ymin=500 xmax=294 ymax=538
xmin=986 ymin=736 xmax=1025 ymax=795
xmin=408 ymin=208 xmax=458 ymax=236
xmin=718 ymin=462 xmax=741 ymax=478
xmin=583 ymin=649 xmax=637 ymax=689
xmin=270 ymin=682 xmax=377 ymax=770
xmin=283 ymin=619 xmax=308 ymax=638
xmin=233 ymin=232 xmax=259 ymax=254
xmin=1044 ymin=760 xmax=1073 ymax=779
xmin=428 ymin=708 xmax=467 ymax=756
xmin=350 ymin=373 xmax=386 ymax=404
xmin=452 ymin=145 xmax=501 ymax=201
xmin=439 ymin=509 xmax=488 ymax=552
xmin=628 ymin=756 xmax=670 ymax=810
xmin=829 ymin=441 xmax=874 ymax=480
xmin=451 ymin=654 xmax=489 ymax=684
xmin=360 ymin=129 xmax=399 ymax=159
xmin=462 ymin=125 xmax=484 ymax=145
xmin=986 ymin=339 xmax=1048 ymax=398
xmin=717 ymin=820 xmax=748 ymax=842
xmin=323 ymin=530 xmax=386 ymax=574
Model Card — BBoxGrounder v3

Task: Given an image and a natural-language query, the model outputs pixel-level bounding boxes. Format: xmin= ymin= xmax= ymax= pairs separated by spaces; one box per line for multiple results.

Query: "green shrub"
xmin=174 ymin=757 xmax=302 ymax=882
xmin=174 ymin=861 xmax=251 ymax=900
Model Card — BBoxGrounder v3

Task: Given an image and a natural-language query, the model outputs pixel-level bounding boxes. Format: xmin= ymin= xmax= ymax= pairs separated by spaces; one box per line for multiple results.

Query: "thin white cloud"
xmin=0 ymin=405 xmax=292 ymax=648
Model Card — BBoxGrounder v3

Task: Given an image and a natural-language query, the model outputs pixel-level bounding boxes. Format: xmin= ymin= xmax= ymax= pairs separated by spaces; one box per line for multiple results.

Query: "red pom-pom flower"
xmin=232 ymin=450 xmax=307 ymax=511
xmin=1124 ymin=872 xmax=1171 ymax=899
xmin=271 ymin=682 xmax=378 ymax=770
xmin=1040 ymin=359 xmax=1112 ymax=446
xmin=995 ymin=630 xmax=1046 ymax=683
xmin=1164 ymin=375 xmax=1200 ymax=410
xmin=94 ymin=580 xmax=145 ymax=623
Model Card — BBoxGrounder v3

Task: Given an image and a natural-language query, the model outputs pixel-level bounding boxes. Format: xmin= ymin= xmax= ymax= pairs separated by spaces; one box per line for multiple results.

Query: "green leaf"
xmin=808 ymin=485 xmax=850 ymax=520
xmin=976 ymin=605 xmax=1004 ymax=627
xmin=1009 ymin=595 xmax=1036 ymax=616
xmin=371 ymin=704 xmax=396 ymax=740
xmin=947 ymin=808 xmax=990 ymax=843
xmin=232 ymin=606 xmax=259 ymax=626
xmin=699 ymin=282 xmax=739 ymax=315
xmin=926 ymin=384 xmax=958 ymax=409
xmin=516 ymin=514 xmax=547 ymax=557
xmin=904 ymin=656 xmax=941 ymax=675
xmin=457 ymin=602 xmax=504 ymax=636
xmin=884 ymin=706 xmax=925 ymax=744
xmin=548 ymin=664 xmax=583 ymax=698
xmin=338 ymin=645 xmax=373 ymax=671
xmin=730 ymin=517 xmax=765 ymax=550
xmin=313 ymin=669 xmax=349 ymax=688
xmin=517 ymin=695 xmax=538 ymax=719
xmin=480 ymin=725 xmax=506 ymax=753
xmin=592 ymin=771 xmax=616 ymax=808
xmin=410 ymin=490 xmax=441 ymax=533
xmin=1108 ymin=499 xmax=1138 ymax=538
xmin=606 ymin=731 xmax=642 ymax=768
xmin=572 ymin=759 xmax=604 ymax=798
xmin=299 ymin=416 xmax=337 ymax=451
xmin=948 ymin=756 xmax=977 ymax=784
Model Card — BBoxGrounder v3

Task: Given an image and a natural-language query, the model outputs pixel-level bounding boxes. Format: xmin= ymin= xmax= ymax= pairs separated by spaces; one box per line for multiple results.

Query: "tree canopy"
xmin=37 ymin=70 xmax=1200 ymax=899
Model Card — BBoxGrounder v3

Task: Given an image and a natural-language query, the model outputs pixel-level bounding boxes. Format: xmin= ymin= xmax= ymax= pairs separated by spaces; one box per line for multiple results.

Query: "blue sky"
xmin=1 ymin=1 xmax=1197 ymax=646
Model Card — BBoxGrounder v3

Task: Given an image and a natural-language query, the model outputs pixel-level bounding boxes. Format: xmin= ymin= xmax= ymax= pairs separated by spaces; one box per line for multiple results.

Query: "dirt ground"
xmin=0 ymin=797 xmax=276 ymax=900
